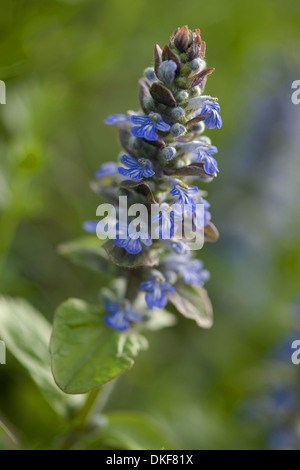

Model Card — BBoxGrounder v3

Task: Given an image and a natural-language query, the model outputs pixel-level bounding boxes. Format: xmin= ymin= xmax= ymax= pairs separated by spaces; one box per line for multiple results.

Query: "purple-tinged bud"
xmin=160 ymin=146 xmax=177 ymax=161
xmin=159 ymin=60 xmax=177 ymax=84
xmin=170 ymin=123 xmax=186 ymax=137
xmin=144 ymin=67 xmax=157 ymax=82
xmin=173 ymin=25 xmax=190 ymax=52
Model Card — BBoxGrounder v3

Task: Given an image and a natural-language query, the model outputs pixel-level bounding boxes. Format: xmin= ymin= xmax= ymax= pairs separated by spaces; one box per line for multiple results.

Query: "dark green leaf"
xmin=88 ymin=411 xmax=175 ymax=450
xmin=90 ymin=181 xmax=120 ymax=205
xmin=150 ymin=82 xmax=176 ymax=108
xmin=165 ymin=162 xmax=214 ymax=177
xmin=0 ymin=296 xmax=81 ymax=415
xmin=58 ymin=236 xmax=115 ymax=275
xmin=50 ymin=299 xmax=148 ymax=394
xmin=120 ymin=180 xmax=157 ymax=204
xmin=104 ymin=240 xmax=158 ymax=269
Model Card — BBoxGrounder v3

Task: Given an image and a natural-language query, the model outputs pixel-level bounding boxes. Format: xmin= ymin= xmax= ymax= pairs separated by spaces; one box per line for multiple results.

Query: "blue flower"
xmin=182 ymin=259 xmax=210 ymax=286
xmin=114 ymin=222 xmax=152 ymax=254
xmin=198 ymin=145 xmax=219 ymax=175
xmin=118 ymin=155 xmax=155 ymax=180
xmin=163 ymin=254 xmax=210 ymax=287
xmin=140 ymin=273 xmax=175 ymax=309
xmin=82 ymin=220 xmax=98 ymax=233
xmin=170 ymin=183 xmax=199 ymax=214
xmin=94 ymin=161 xmax=119 ymax=179
xmin=159 ymin=60 xmax=177 ymax=84
xmin=152 ymin=203 xmax=183 ymax=240
xmin=200 ymin=101 xmax=222 ymax=129
xmin=131 ymin=113 xmax=170 ymax=141
xmin=193 ymin=199 xmax=211 ymax=229
xmin=168 ymin=240 xmax=190 ymax=255
xmin=104 ymin=114 xmax=129 ymax=125
xmin=104 ymin=300 xmax=141 ymax=331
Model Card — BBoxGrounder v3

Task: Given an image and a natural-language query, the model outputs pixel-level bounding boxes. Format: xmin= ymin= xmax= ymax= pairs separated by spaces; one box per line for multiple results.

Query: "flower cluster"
xmin=85 ymin=26 xmax=221 ymax=331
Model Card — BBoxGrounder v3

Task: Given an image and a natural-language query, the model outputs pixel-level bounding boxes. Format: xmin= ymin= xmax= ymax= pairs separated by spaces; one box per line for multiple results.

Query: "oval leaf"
xmin=104 ymin=240 xmax=158 ymax=269
xmin=168 ymin=285 xmax=213 ymax=328
xmin=58 ymin=236 xmax=115 ymax=275
xmin=150 ymin=82 xmax=176 ymax=108
xmin=204 ymin=221 xmax=219 ymax=242
xmin=50 ymin=298 xmax=147 ymax=394
xmin=120 ymin=180 xmax=157 ymax=204
xmin=165 ymin=162 xmax=214 ymax=178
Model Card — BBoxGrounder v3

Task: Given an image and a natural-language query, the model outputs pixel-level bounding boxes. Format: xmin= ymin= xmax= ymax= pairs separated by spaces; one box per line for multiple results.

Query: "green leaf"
xmin=150 ymin=82 xmax=176 ymax=107
xmin=104 ymin=240 xmax=158 ymax=269
xmin=165 ymin=162 xmax=214 ymax=177
xmin=120 ymin=179 xmax=157 ymax=204
xmin=50 ymin=299 xmax=147 ymax=394
xmin=88 ymin=411 xmax=175 ymax=450
xmin=58 ymin=236 xmax=115 ymax=275
xmin=168 ymin=285 xmax=213 ymax=328
xmin=0 ymin=296 xmax=80 ymax=416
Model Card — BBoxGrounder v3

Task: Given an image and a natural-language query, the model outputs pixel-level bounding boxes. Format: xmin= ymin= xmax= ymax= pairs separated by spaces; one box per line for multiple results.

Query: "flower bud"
xmin=144 ymin=67 xmax=157 ymax=82
xmin=176 ymin=90 xmax=189 ymax=102
xmin=171 ymin=107 xmax=185 ymax=121
xmin=170 ymin=123 xmax=186 ymax=137
xmin=189 ymin=58 xmax=206 ymax=73
xmin=159 ymin=60 xmax=177 ymax=84
xmin=189 ymin=86 xmax=201 ymax=98
xmin=160 ymin=146 xmax=177 ymax=161
xmin=189 ymin=121 xmax=205 ymax=134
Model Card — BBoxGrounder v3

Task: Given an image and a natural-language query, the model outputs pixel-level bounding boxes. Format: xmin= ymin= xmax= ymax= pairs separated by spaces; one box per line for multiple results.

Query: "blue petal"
xmin=131 ymin=115 xmax=151 ymax=125
xmin=140 ymin=280 xmax=154 ymax=291
xmin=118 ymin=167 xmax=143 ymax=180
xmin=82 ymin=221 xmax=98 ymax=233
xmin=121 ymin=154 xmax=140 ymax=168
xmin=104 ymin=301 xmax=120 ymax=314
xmin=156 ymin=120 xmax=171 ymax=132
xmin=142 ymin=167 xmax=155 ymax=178
xmin=126 ymin=309 xmax=141 ymax=323
xmin=125 ymin=237 xmax=142 ymax=254
xmin=105 ymin=312 xmax=130 ymax=331
xmin=105 ymin=114 xmax=128 ymax=125
xmin=141 ymin=235 xmax=152 ymax=247
xmin=142 ymin=124 xmax=158 ymax=141
xmin=94 ymin=162 xmax=119 ymax=178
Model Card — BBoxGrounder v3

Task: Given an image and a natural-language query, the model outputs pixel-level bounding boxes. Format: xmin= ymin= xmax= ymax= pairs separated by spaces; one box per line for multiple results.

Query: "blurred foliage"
xmin=0 ymin=0 xmax=300 ymax=450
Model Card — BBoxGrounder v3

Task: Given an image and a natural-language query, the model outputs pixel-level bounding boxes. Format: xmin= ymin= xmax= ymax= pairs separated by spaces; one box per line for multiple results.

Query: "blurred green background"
xmin=1 ymin=0 xmax=300 ymax=450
